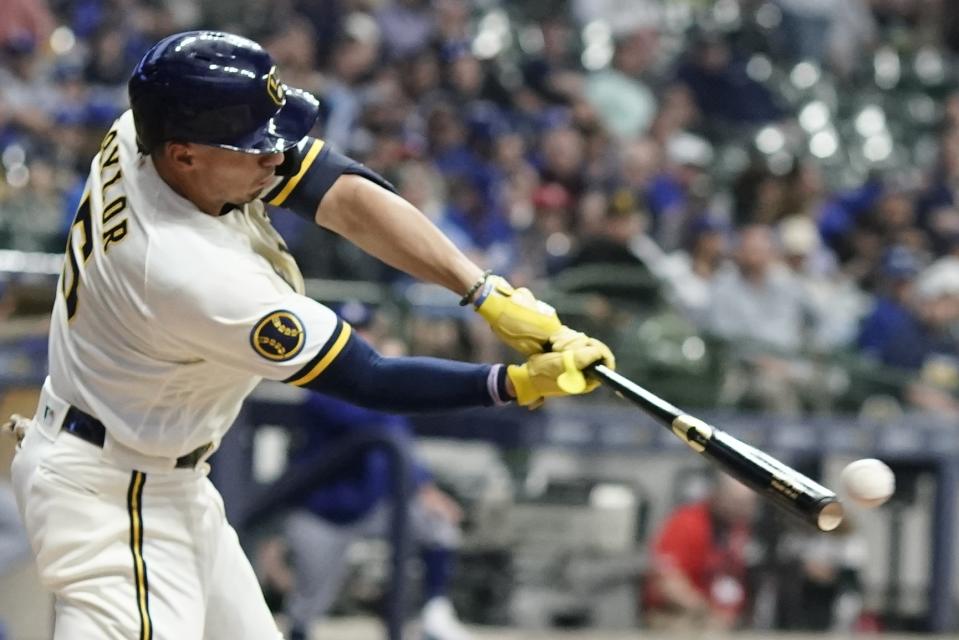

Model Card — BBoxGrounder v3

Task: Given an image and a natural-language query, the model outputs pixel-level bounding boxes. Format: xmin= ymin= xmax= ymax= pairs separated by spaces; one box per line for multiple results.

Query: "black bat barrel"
xmin=704 ymin=428 xmax=843 ymax=531
xmin=592 ymin=365 xmax=843 ymax=531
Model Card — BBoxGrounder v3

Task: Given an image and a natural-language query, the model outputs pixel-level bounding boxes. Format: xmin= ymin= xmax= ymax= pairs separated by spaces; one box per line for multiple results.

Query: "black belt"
xmin=62 ymin=406 xmax=212 ymax=469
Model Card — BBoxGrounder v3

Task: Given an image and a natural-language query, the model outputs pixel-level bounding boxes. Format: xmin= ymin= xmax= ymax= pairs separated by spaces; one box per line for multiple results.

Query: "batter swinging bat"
xmin=591 ymin=364 xmax=843 ymax=532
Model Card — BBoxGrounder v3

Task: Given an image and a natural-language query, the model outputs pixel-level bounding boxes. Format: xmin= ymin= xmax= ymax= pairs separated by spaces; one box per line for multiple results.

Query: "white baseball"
xmin=840 ymin=458 xmax=895 ymax=508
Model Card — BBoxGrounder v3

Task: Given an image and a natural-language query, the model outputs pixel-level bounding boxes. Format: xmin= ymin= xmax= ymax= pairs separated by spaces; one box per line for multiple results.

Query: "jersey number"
xmin=62 ymin=194 xmax=93 ymax=320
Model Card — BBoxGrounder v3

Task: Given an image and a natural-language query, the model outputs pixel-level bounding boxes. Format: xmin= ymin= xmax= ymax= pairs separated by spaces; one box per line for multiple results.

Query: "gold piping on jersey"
xmin=268 ymin=139 xmax=324 ymax=207
xmin=288 ymin=322 xmax=352 ymax=386
xmin=127 ymin=471 xmax=153 ymax=640
xmin=251 ymin=310 xmax=306 ymax=361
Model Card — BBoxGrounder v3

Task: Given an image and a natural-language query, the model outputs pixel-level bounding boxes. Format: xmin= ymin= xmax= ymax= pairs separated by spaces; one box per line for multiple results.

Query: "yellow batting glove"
xmin=474 ymin=275 xmax=562 ymax=356
xmin=507 ymin=340 xmax=609 ymax=408
xmin=549 ymin=326 xmax=616 ymax=376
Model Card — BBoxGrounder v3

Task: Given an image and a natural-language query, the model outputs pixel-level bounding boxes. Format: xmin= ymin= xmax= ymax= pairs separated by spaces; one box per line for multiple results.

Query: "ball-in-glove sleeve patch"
xmin=250 ymin=310 xmax=305 ymax=361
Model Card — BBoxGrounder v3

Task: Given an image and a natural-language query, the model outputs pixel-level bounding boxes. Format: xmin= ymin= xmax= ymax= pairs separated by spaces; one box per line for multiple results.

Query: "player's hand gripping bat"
xmin=590 ymin=364 xmax=843 ymax=531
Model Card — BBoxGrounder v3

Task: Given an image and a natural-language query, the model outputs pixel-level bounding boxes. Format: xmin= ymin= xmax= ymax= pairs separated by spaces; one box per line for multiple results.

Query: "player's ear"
xmin=165 ymin=142 xmax=195 ymax=169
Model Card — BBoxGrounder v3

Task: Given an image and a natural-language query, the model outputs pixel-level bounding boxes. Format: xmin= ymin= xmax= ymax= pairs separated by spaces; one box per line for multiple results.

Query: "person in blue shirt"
xmin=858 ymin=247 xmax=959 ymax=413
xmin=282 ymin=303 xmax=473 ymax=640
xmin=857 ymin=246 xmax=933 ymax=370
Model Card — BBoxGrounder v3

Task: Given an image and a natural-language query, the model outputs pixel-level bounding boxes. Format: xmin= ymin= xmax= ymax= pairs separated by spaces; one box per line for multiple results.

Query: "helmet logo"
xmin=266 ymin=66 xmax=285 ymax=106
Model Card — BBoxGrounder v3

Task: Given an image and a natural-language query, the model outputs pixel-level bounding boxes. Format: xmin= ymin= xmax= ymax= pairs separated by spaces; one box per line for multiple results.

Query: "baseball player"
xmin=8 ymin=31 xmax=614 ymax=639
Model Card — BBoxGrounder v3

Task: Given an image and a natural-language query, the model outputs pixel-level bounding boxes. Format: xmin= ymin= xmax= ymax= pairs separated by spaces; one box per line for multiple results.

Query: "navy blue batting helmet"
xmin=128 ymin=31 xmax=319 ymax=154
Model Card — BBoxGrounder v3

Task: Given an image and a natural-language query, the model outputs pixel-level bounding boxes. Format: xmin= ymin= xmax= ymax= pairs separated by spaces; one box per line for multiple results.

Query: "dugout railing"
xmin=230 ymin=422 xmax=413 ymax=640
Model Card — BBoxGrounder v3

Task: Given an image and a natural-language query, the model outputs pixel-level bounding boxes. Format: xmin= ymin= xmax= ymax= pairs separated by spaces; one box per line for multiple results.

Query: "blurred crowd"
xmin=6 ymin=0 xmax=959 ymax=415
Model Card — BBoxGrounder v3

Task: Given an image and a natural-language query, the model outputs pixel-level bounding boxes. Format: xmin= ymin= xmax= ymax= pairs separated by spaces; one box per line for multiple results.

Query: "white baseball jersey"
xmin=48 ymin=111 xmax=357 ymax=458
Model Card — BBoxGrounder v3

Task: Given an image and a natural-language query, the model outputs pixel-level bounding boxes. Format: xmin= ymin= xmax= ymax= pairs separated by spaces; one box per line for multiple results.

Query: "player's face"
xmin=187 ymin=145 xmax=285 ymax=207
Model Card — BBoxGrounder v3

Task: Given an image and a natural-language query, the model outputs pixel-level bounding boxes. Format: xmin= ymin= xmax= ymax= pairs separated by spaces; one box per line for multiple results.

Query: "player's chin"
xmin=245 ymin=181 xmax=270 ymax=202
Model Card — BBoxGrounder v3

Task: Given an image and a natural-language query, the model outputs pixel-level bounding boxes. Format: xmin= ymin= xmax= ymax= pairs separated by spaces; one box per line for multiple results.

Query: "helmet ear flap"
xmin=128 ymin=86 xmax=158 ymax=153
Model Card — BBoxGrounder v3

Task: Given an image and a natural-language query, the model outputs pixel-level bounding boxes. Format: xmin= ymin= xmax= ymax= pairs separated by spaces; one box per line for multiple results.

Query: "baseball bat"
xmin=590 ymin=364 xmax=843 ymax=532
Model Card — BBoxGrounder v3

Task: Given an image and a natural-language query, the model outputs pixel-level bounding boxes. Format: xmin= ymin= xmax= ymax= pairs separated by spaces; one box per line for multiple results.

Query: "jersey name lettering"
xmin=62 ymin=127 xmax=131 ymax=320
xmin=99 ymin=129 xmax=128 ymax=252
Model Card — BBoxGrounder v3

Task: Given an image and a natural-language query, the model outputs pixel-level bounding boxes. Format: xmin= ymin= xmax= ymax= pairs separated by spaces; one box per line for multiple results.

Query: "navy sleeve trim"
xmin=283 ymin=318 xmax=353 ymax=385
xmin=265 ymin=138 xmax=396 ymax=223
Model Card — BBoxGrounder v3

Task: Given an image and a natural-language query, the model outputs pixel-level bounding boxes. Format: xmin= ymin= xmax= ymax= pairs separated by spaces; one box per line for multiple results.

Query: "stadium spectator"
xmin=536 ymin=126 xmax=588 ymax=200
xmin=0 ymin=0 xmax=53 ymax=49
xmin=0 ymin=158 xmax=64 ymax=253
xmin=707 ymin=224 xmax=833 ymax=413
xmin=916 ymin=126 xmax=959 ymax=254
xmin=618 ymin=137 xmax=662 ymax=198
xmin=584 ymin=28 xmax=659 ymax=141
xmin=83 ymin=25 xmax=135 ymax=86
xmin=491 ymin=129 xmax=539 ymax=238
xmin=375 ymin=0 xmax=436 ymax=61
xmin=520 ymin=16 xmax=583 ymax=106
xmin=433 ymin=0 xmax=471 ymax=55
xmin=779 ymin=215 xmax=867 ymax=350
xmin=630 ymin=215 xmax=729 ymax=328
xmin=571 ymin=0 xmax=662 ymax=36
xmin=826 ymin=0 xmax=878 ymax=78
xmin=646 ymin=132 xmax=714 ymax=251
xmin=707 ymin=225 xmax=807 ymax=353
xmin=322 ymin=12 xmax=382 ymax=151
xmin=857 ymin=246 xmax=929 ymax=370
xmin=732 ymin=162 xmax=792 ymax=227
xmin=516 ymin=182 xmax=575 ymax=279
xmin=676 ymin=31 xmax=784 ymax=129
xmin=859 ymin=249 xmax=959 ymax=414
xmin=648 ymin=83 xmax=700 ymax=148
xmin=395 ymin=160 xmax=446 ymax=223
xmin=567 ymin=187 xmax=646 ymax=269
xmin=263 ymin=21 xmax=326 ymax=99
xmin=0 ymin=36 xmax=56 ymax=140
xmin=643 ymin=474 xmax=757 ymax=631
xmin=773 ymin=0 xmax=837 ymax=64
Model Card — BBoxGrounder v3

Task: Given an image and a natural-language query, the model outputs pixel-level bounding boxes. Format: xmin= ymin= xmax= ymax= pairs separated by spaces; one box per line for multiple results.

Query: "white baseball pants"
xmin=11 ymin=389 xmax=282 ymax=640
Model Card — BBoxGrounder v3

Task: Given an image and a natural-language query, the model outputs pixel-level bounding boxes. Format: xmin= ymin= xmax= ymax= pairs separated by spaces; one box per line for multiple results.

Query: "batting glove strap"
xmin=475 ymin=275 xmax=563 ymax=356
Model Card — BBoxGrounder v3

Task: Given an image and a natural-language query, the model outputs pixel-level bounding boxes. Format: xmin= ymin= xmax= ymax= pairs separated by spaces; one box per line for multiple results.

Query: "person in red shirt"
xmin=644 ymin=474 xmax=758 ymax=630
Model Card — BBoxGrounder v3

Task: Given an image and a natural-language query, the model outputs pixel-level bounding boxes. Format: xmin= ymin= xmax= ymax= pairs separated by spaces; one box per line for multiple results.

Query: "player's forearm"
xmin=300 ymin=330 xmax=512 ymax=412
xmin=316 ymin=175 xmax=484 ymax=296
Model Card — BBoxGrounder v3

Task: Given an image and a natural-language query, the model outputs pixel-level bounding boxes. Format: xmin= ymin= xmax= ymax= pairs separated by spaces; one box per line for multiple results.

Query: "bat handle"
xmin=589 ymin=364 xmax=684 ymax=424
